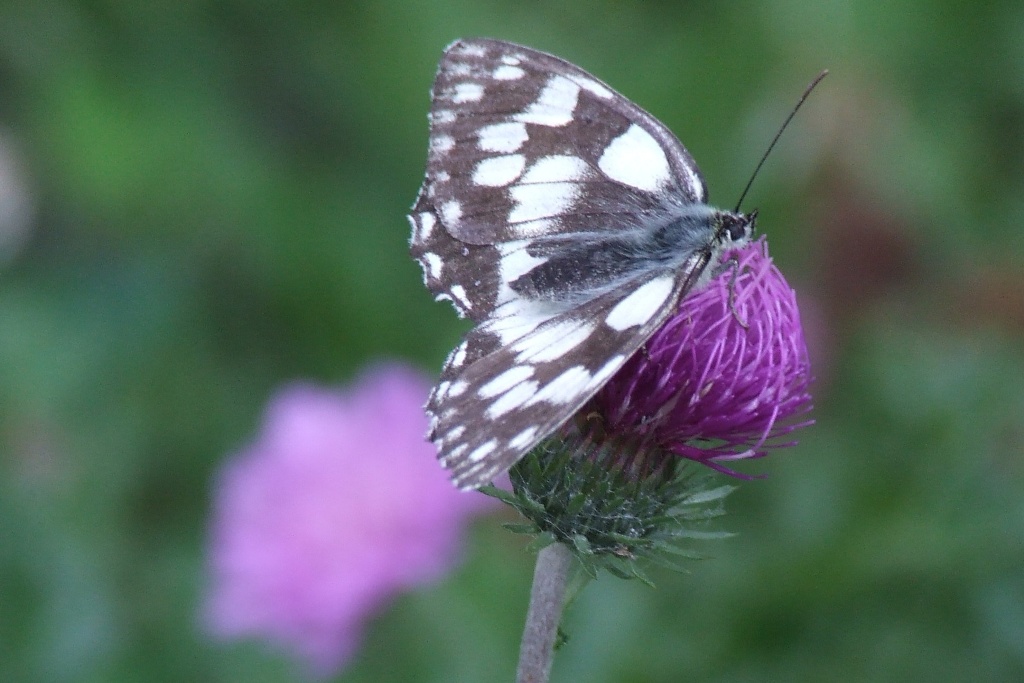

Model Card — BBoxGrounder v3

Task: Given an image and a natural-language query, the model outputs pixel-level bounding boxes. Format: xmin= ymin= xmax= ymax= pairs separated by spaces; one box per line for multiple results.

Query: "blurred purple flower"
xmin=589 ymin=237 xmax=813 ymax=474
xmin=204 ymin=363 xmax=492 ymax=676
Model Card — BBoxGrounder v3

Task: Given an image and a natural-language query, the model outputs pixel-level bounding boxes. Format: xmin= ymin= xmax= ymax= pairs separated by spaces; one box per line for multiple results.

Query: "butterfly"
xmin=409 ymin=38 xmax=756 ymax=489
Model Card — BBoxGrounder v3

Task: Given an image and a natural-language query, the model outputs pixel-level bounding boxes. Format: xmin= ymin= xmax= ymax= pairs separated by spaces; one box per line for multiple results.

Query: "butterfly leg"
xmin=721 ymin=254 xmax=749 ymax=329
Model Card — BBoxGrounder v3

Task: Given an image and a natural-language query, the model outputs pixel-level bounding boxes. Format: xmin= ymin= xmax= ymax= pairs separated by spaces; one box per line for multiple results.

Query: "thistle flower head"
xmin=490 ymin=238 xmax=813 ymax=579
xmin=204 ymin=363 xmax=493 ymax=677
xmin=589 ymin=236 xmax=814 ymax=474
xmin=497 ymin=234 xmax=817 ymax=681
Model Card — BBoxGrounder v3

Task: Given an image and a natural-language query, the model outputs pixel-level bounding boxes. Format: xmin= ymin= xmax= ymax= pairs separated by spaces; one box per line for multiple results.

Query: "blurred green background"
xmin=2 ymin=1 xmax=1023 ymax=682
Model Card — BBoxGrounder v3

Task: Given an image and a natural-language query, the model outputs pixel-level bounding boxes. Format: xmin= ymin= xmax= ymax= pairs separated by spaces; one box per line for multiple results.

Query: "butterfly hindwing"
xmin=428 ymin=267 xmax=702 ymax=488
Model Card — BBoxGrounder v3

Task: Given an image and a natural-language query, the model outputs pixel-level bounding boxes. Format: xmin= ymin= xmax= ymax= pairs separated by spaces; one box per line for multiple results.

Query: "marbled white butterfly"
xmin=409 ymin=38 xmax=759 ymax=489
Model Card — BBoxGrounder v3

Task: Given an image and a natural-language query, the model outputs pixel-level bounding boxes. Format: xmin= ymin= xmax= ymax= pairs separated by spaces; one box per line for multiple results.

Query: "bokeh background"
xmin=3 ymin=1 xmax=1024 ymax=682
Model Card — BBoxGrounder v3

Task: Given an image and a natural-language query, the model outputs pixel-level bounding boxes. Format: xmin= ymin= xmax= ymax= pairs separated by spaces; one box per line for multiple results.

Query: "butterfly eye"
xmin=721 ymin=213 xmax=754 ymax=243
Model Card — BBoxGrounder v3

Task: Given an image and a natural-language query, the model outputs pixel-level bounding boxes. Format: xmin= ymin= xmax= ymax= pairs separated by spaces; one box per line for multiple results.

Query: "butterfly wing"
xmin=409 ymin=39 xmax=720 ymax=488
xmin=431 ymin=262 xmax=711 ymax=489
xmin=410 ymin=38 xmax=709 ymax=321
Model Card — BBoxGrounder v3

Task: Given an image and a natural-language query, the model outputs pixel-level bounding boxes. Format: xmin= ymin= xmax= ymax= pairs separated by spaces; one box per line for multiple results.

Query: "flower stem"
xmin=516 ymin=543 xmax=574 ymax=683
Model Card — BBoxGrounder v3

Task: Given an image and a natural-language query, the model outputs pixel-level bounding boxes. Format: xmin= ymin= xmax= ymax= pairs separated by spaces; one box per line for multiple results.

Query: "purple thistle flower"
xmin=203 ymin=363 xmax=493 ymax=677
xmin=588 ymin=237 xmax=813 ymax=475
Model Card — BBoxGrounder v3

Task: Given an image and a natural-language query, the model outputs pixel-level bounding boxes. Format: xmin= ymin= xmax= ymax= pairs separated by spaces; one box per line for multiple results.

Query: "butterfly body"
xmin=409 ymin=39 xmax=755 ymax=489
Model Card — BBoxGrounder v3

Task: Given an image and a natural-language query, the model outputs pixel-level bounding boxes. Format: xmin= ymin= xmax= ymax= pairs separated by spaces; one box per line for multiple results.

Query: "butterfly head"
xmin=716 ymin=209 xmax=757 ymax=249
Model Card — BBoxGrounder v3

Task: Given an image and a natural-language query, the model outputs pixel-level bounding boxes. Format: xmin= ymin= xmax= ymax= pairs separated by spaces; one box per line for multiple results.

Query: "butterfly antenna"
xmin=733 ymin=69 xmax=828 ymax=213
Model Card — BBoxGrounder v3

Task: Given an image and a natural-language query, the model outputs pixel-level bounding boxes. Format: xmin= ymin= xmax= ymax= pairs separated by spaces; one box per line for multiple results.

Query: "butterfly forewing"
xmin=409 ymin=38 xmax=733 ymax=489
xmin=410 ymin=38 xmax=709 ymax=314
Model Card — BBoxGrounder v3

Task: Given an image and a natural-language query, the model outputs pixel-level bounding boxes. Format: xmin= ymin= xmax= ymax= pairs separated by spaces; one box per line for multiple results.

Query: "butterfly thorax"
xmin=510 ymin=205 xmax=755 ymax=304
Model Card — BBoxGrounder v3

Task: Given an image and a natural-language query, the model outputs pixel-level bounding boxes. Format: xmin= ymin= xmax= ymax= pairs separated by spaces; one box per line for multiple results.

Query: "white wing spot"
xmin=573 ymin=76 xmax=614 ymax=99
xmin=501 ymin=55 xmax=522 ymax=66
xmin=449 ymin=284 xmax=471 ymax=311
xmin=483 ymin=298 xmax=559 ymax=346
xmin=452 ymin=82 xmax=484 ymax=103
xmin=467 ymin=439 xmax=499 ymax=463
xmin=508 ymin=182 xmax=577 ymax=224
xmin=514 ymin=75 xmax=580 ymax=127
xmin=478 ymin=122 xmax=529 ymax=153
xmin=678 ymin=161 xmax=704 ymax=200
xmin=493 ymin=65 xmax=525 ymax=80
xmin=521 ymin=155 xmax=589 ymax=184
xmin=508 ymin=218 xmax=558 ymax=238
xmin=508 ymin=426 xmax=539 ymax=451
xmin=598 ymin=124 xmax=671 ymax=191
xmin=587 ymin=354 xmax=626 ymax=391
xmin=416 ymin=211 xmax=436 ymax=242
xmin=496 ymin=242 xmax=545 ymax=305
xmin=431 ymin=134 xmax=455 ymax=156
xmin=472 ymin=154 xmax=526 ymax=187
xmin=486 ymin=380 xmax=540 ymax=419
xmin=447 ymin=380 xmax=468 ymax=398
xmin=479 ymin=365 xmax=535 ymax=398
xmin=606 ymin=276 xmax=675 ymax=331
xmin=497 ymin=242 xmax=545 ymax=281
xmin=420 ymin=252 xmax=442 ymax=279
xmin=443 ymin=443 xmax=468 ymax=462
xmin=459 ymin=43 xmax=487 ymax=58
xmin=448 ymin=341 xmax=468 ymax=368
xmin=443 ymin=424 xmax=466 ymax=442
xmin=525 ymin=365 xmax=592 ymax=407
xmin=513 ymin=319 xmax=595 ymax=363
xmin=441 ymin=200 xmax=462 ymax=225
xmin=432 ymin=109 xmax=456 ymax=124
